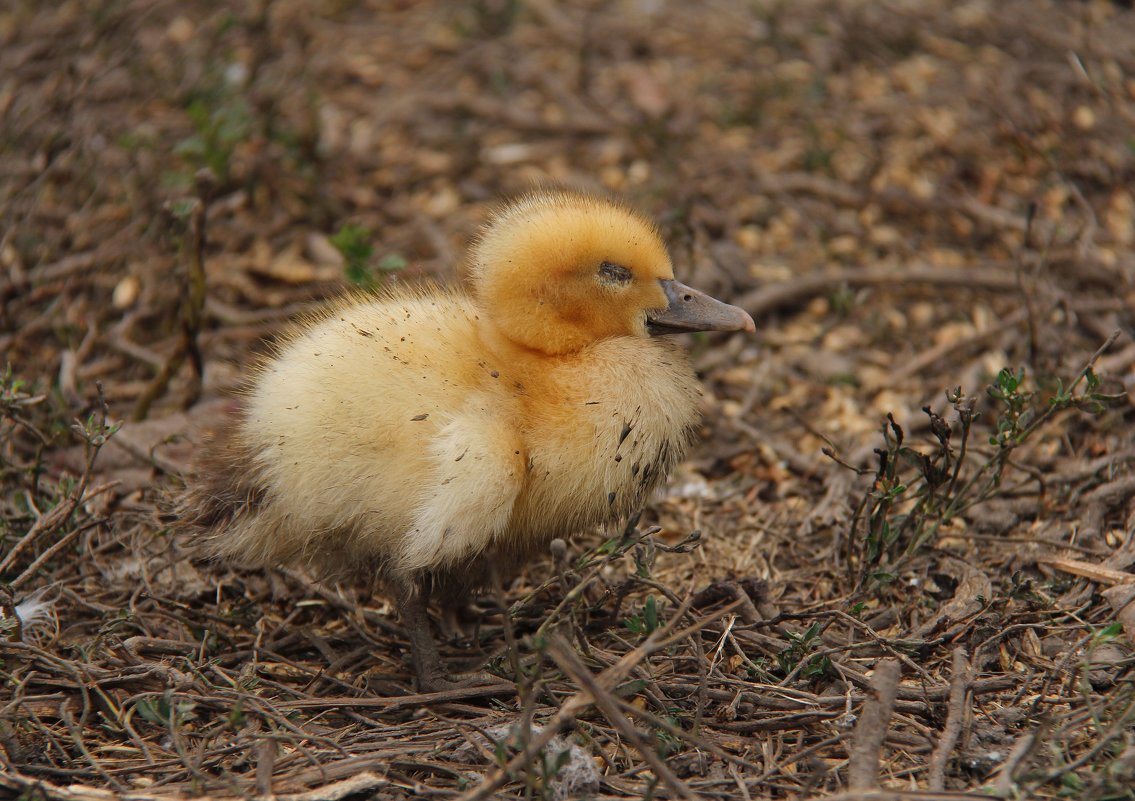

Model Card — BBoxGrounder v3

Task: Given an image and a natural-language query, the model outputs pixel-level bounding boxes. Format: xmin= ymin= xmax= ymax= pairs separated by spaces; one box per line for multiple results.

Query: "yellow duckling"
xmin=182 ymin=190 xmax=754 ymax=690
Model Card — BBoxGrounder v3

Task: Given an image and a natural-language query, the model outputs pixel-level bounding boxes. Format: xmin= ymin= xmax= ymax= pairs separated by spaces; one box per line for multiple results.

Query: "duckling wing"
xmin=398 ymin=403 xmax=525 ymax=573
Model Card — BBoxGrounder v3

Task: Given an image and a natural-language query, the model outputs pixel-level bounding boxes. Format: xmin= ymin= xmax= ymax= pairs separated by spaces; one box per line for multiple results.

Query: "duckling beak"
xmin=647 ymin=279 xmax=756 ymax=336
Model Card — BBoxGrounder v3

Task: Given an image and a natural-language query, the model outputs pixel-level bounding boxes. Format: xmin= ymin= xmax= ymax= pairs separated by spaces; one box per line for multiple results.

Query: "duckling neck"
xmin=476 ymin=318 xmax=566 ymax=369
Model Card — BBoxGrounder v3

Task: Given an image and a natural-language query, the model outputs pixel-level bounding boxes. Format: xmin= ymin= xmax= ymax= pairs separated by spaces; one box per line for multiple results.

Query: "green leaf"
xmin=378 ymin=253 xmax=408 ymax=272
xmin=1092 ymin=621 xmax=1123 ymax=642
xmin=330 ymin=223 xmax=374 ymax=265
xmin=332 ymin=223 xmax=377 ymax=287
xmin=615 ymin=679 xmax=648 ymax=697
xmin=135 ymin=697 xmax=165 ymax=725
xmin=644 ymin=595 xmax=658 ymax=634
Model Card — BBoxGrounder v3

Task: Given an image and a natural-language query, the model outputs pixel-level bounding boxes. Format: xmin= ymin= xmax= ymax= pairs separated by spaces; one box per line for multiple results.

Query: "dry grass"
xmin=2 ymin=1 xmax=1135 ymax=799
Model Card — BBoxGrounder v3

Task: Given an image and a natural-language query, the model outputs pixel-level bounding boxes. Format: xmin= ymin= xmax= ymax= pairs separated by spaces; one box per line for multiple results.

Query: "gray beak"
xmin=646 ymin=279 xmax=756 ymax=336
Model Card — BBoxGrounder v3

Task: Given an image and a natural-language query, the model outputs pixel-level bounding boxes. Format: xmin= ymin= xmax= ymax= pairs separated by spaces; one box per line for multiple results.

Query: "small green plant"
xmin=1090 ymin=621 xmax=1124 ymax=645
xmin=654 ymin=712 xmax=685 ymax=757
xmin=518 ymin=524 xmax=699 ymax=646
xmin=227 ymin=700 xmax=245 ymax=730
xmin=777 ymin=622 xmax=832 ymax=680
xmin=803 ymin=120 xmax=834 ymax=173
xmin=844 ymin=338 xmax=1123 ymax=589
xmin=377 ymin=253 xmax=408 ymax=273
xmin=0 ymin=365 xmax=46 ymax=438
xmin=1 ymin=365 xmax=29 ymax=406
xmin=134 ymin=690 xmax=197 ymax=730
xmin=829 ymin=285 xmax=857 ymax=316
xmin=173 ymin=96 xmax=252 ymax=185
xmin=0 ymin=377 xmax=118 ymax=593
xmin=0 ymin=366 xmax=47 ymax=487
xmin=623 ymin=595 xmax=660 ymax=636
xmin=330 ymin=223 xmax=374 ymax=287
xmin=330 ymin=224 xmax=405 ymax=289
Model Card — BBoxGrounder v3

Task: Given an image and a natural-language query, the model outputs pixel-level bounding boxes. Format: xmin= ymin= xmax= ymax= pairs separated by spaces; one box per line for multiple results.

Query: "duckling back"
xmin=185 ymin=289 xmax=521 ymax=577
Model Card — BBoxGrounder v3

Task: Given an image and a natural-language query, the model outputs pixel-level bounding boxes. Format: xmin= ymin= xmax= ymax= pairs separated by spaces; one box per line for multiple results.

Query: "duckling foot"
xmin=401 ymin=578 xmax=504 ymax=693
xmin=416 ymin=668 xmax=501 ymax=694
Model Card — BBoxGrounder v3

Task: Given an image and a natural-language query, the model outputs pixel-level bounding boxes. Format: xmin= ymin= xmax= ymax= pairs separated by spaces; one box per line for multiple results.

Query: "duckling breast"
xmin=508 ymin=336 xmax=701 ymax=544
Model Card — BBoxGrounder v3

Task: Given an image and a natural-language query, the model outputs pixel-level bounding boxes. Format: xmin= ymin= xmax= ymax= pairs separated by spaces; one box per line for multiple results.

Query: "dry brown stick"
xmin=1084 ymin=475 xmax=1135 ymax=518
xmin=457 ymin=596 xmax=735 ymax=801
xmin=426 ymin=92 xmax=610 ymax=135
xmin=991 ymin=727 xmax=1042 ymax=797
xmin=0 ymin=471 xmax=111 ymax=576
xmin=754 ymin=169 xmax=865 ymax=205
xmin=667 ymin=672 xmax=1014 ymax=706
xmin=619 ymin=696 xmax=763 ymax=773
xmin=255 ymin=738 xmax=276 ymax=796
xmin=133 ymin=169 xmax=212 ymax=422
xmin=455 ymin=628 xmax=676 ymax=801
xmin=106 ymin=331 xmax=165 ymax=368
xmin=32 ymin=251 xmax=99 ymax=282
xmin=58 ymin=702 xmax=127 ymax=793
xmin=727 ymin=763 xmax=754 ymax=801
xmin=1013 ymin=202 xmax=1045 ymax=362
xmin=1101 ymin=584 xmax=1135 ymax=644
xmin=847 ymin=659 xmax=902 ymax=791
xmin=1038 ymin=558 xmax=1135 ymax=586
xmin=0 ymin=493 xmax=81 ymax=575
xmin=275 ymin=683 xmax=516 ymax=712
xmin=204 ymin=296 xmax=320 ymax=326
xmin=805 ymin=791 xmax=996 ymax=801
xmin=926 ymin=648 xmax=973 ymax=791
xmin=278 ymin=773 xmax=390 ymax=801
xmin=182 ymin=171 xmax=210 ymax=387
xmin=11 ymin=518 xmax=104 ymax=591
xmin=547 ymin=635 xmax=697 ymax=800
xmin=751 ymin=167 xmax=1058 ymax=244
xmin=0 ymin=769 xmax=389 ymax=801
xmin=738 ymin=265 xmax=1020 ymax=317
xmin=892 ymin=308 xmax=1028 ymax=381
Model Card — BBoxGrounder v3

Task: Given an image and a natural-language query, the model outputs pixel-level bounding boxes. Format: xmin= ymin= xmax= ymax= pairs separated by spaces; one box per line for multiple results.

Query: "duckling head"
xmin=470 ymin=190 xmax=754 ymax=355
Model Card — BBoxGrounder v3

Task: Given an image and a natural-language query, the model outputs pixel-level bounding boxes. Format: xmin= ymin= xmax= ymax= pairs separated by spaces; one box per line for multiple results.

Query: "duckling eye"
xmin=597 ymin=261 xmax=633 ymax=285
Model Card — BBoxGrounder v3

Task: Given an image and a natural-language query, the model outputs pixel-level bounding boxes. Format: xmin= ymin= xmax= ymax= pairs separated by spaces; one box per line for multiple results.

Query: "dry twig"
xmin=926 ymin=648 xmax=973 ymax=791
xmin=847 ymin=659 xmax=903 ymax=792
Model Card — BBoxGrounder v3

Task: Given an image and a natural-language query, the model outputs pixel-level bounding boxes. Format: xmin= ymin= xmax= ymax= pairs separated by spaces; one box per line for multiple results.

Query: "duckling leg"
xmin=400 ymin=575 xmax=505 ymax=692
xmin=399 ymin=575 xmax=453 ymax=692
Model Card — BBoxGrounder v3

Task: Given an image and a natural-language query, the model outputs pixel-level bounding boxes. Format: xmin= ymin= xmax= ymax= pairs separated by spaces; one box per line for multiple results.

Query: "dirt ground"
xmin=3 ymin=1 xmax=1135 ymax=799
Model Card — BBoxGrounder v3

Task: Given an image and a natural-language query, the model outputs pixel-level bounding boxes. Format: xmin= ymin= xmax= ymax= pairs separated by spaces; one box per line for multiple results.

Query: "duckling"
xmin=181 ymin=190 xmax=754 ymax=691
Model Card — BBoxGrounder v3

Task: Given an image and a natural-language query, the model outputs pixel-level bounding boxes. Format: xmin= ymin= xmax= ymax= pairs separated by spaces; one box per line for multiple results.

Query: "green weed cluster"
xmin=847 ymin=340 xmax=1123 ymax=590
